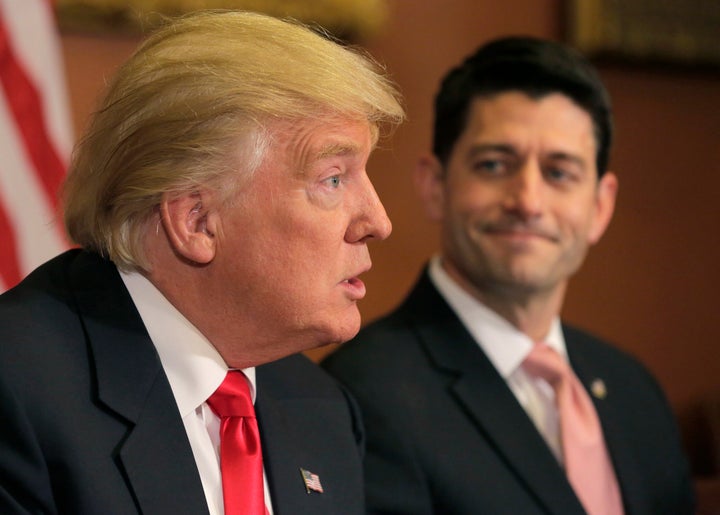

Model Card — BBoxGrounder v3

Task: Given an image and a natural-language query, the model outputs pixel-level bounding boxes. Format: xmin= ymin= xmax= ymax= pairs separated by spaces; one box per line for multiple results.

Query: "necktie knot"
xmin=522 ymin=342 xmax=569 ymax=388
xmin=207 ymin=371 xmax=255 ymax=419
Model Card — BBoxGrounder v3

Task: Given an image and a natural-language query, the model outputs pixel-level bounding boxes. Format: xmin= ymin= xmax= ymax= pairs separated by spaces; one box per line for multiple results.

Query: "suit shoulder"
xmin=321 ymin=310 xmax=436 ymax=406
xmin=322 ymin=308 xmax=417 ymax=371
xmin=0 ymin=250 xmax=91 ymax=361
xmin=257 ymin=354 xmax=365 ymax=446
xmin=258 ymin=353 xmax=350 ymax=400
xmin=564 ymin=324 xmax=646 ymax=369
xmin=0 ymin=250 xmax=77 ymax=307
xmin=564 ymin=324 xmax=667 ymax=398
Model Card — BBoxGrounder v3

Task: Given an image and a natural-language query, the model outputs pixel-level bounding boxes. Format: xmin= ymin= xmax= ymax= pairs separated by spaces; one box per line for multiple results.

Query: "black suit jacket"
xmin=322 ymin=269 xmax=694 ymax=514
xmin=0 ymin=250 xmax=364 ymax=514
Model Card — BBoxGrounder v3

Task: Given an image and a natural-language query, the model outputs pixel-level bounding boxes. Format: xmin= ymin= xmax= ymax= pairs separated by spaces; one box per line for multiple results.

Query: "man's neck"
xmin=441 ymin=263 xmax=566 ymax=342
xmin=477 ymin=290 xmax=563 ymax=342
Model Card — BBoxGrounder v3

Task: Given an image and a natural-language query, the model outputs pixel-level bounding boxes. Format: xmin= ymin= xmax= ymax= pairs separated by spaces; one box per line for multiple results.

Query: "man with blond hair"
xmin=0 ymin=10 xmax=403 ymax=514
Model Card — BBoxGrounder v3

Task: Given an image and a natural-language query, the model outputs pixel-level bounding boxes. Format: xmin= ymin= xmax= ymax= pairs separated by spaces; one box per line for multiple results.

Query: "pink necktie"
xmin=523 ymin=343 xmax=624 ymax=515
xmin=206 ymin=371 xmax=266 ymax=515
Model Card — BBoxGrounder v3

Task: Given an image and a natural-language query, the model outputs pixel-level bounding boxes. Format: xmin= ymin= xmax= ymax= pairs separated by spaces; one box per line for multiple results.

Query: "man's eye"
xmin=547 ymin=168 xmax=567 ymax=180
xmin=473 ymin=160 xmax=504 ymax=174
xmin=545 ymin=167 xmax=577 ymax=183
xmin=325 ymin=175 xmax=341 ymax=188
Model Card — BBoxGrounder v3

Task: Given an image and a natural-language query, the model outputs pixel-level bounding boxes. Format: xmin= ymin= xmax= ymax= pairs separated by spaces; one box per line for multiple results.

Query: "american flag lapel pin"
xmin=300 ymin=468 xmax=324 ymax=494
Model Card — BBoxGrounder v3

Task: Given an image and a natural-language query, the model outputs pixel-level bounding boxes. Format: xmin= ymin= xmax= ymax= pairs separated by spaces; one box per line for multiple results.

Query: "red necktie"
xmin=206 ymin=371 xmax=266 ymax=515
xmin=523 ymin=343 xmax=624 ymax=515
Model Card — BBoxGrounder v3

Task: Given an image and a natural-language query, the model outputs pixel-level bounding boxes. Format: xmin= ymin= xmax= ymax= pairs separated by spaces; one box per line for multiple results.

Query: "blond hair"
xmin=63 ymin=10 xmax=404 ymax=270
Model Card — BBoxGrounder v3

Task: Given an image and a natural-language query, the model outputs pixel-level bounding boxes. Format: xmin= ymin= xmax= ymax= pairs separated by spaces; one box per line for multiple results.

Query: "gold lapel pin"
xmin=591 ymin=379 xmax=607 ymax=399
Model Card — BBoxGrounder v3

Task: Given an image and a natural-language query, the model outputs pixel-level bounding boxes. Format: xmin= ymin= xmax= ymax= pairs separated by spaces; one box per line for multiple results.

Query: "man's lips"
xmin=482 ymin=223 xmax=558 ymax=242
xmin=342 ymin=277 xmax=367 ymax=300
xmin=341 ymin=265 xmax=371 ymax=300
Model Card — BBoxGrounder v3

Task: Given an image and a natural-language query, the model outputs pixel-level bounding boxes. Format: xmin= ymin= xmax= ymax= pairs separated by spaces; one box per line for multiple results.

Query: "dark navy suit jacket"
xmin=323 ymin=269 xmax=694 ymax=515
xmin=0 ymin=250 xmax=364 ymax=514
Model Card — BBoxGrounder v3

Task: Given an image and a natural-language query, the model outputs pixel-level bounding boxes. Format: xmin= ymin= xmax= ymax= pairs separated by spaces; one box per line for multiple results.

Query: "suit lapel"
xmin=404 ymin=272 xmax=586 ymax=515
xmin=254 ymin=355 xmax=364 ymax=515
xmin=255 ymin=362 xmax=342 ymax=515
xmin=69 ymin=252 xmax=209 ymax=514
xmin=254 ymin=390 xmax=315 ymax=514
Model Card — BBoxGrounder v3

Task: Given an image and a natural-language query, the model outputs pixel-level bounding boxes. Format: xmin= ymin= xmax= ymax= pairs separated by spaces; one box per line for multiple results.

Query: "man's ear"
xmin=414 ymin=153 xmax=445 ymax=222
xmin=588 ymin=171 xmax=619 ymax=245
xmin=160 ymin=191 xmax=218 ymax=264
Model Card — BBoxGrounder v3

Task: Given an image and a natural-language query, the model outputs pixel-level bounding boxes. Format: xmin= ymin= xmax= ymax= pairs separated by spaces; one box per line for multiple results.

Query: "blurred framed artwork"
xmin=55 ymin=0 xmax=388 ymax=42
xmin=566 ymin=0 xmax=720 ymax=68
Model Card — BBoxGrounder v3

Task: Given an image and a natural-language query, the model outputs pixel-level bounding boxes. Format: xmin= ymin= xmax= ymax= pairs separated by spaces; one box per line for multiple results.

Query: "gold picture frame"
xmin=56 ymin=0 xmax=389 ymax=42
xmin=566 ymin=0 xmax=720 ymax=67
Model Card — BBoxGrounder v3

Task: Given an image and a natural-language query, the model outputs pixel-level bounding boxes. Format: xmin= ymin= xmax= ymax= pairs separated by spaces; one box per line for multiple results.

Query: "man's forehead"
xmin=263 ymin=117 xmax=373 ymax=176
xmin=291 ymin=118 xmax=372 ymax=151
xmin=465 ymin=93 xmax=594 ymax=136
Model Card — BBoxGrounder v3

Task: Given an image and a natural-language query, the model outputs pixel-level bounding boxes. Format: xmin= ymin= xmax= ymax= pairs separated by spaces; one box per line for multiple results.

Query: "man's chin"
xmin=316 ymin=314 xmax=362 ymax=348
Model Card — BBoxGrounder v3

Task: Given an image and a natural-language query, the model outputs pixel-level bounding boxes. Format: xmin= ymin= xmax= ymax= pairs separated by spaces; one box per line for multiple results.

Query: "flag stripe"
xmin=1 ymin=0 xmax=73 ymax=162
xmin=0 ymin=16 xmax=66 ymax=210
xmin=0 ymin=91 xmax=66 ymax=289
xmin=0 ymin=0 xmax=71 ymax=292
xmin=0 ymin=197 xmax=21 ymax=289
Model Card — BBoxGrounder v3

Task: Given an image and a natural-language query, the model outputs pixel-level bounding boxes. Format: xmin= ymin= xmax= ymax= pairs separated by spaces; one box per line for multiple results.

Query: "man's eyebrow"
xmin=298 ymin=141 xmax=363 ymax=177
xmin=547 ymin=151 xmax=587 ymax=168
xmin=315 ymin=142 xmax=362 ymax=160
xmin=467 ymin=143 xmax=518 ymax=157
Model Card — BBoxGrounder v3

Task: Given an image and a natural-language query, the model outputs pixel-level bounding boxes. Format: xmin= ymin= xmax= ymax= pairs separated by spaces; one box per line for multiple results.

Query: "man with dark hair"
xmin=323 ymin=36 xmax=694 ymax=514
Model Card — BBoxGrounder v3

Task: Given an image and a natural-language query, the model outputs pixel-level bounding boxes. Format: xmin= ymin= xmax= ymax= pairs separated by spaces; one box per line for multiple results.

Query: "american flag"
xmin=300 ymin=468 xmax=324 ymax=494
xmin=0 ymin=0 xmax=72 ymax=292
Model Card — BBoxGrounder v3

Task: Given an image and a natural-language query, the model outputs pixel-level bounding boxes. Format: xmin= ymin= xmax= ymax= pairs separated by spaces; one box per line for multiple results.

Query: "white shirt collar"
xmin=428 ymin=255 xmax=567 ymax=378
xmin=119 ymin=269 xmax=258 ymax=416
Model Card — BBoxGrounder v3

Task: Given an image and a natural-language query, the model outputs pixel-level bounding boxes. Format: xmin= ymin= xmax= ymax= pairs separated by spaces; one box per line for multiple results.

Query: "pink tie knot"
xmin=207 ymin=371 xmax=255 ymax=419
xmin=522 ymin=342 xmax=568 ymax=388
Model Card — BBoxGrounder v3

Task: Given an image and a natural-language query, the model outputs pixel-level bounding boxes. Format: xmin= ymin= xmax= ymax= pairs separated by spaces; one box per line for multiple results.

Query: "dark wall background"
xmin=61 ymin=0 xmax=720 ymax=479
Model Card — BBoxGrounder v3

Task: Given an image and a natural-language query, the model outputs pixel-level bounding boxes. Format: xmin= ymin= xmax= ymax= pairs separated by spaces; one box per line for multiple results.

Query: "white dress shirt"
xmin=428 ymin=256 xmax=567 ymax=462
xmin=120 ymin=270 xmax=274 ymax=515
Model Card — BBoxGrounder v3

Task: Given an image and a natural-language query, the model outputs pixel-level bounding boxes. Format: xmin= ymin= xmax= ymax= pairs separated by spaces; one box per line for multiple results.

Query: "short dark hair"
xmin=432 ymin=36 xmax=612 ymax=176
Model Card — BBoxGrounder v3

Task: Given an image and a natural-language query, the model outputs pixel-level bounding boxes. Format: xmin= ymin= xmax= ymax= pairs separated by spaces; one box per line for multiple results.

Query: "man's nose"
xmin=346 ymin=174 xmax=392 ymax=243
xmin=501 ymin=161 xmax=545 ymax=218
